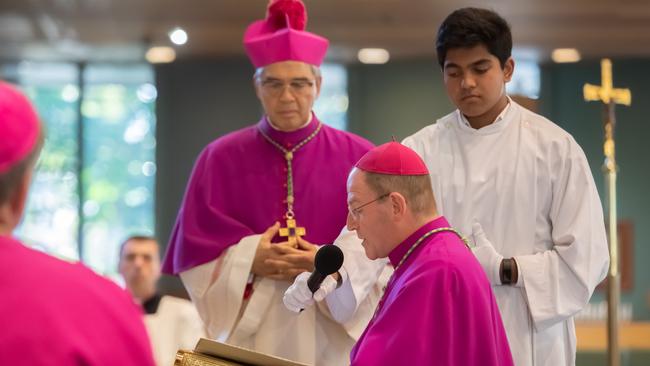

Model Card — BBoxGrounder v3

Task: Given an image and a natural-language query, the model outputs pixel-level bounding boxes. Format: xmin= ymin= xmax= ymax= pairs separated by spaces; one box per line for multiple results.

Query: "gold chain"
xmin=394 ymin=227 xmax=469 ymax=272
xmin=372 ymin=227 xmax=470 ymax=320
xmin=258 ymin=122 xmax=322 ymax=219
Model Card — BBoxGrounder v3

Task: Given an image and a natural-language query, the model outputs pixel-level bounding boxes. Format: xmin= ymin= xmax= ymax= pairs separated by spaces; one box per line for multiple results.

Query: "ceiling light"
xmin=358 ymin=48 xmax=390 ymax=64
xmin=169 ymin=27 xmax=188 ymax=45
xmin=145 ymin=46 xmax=176 ymax=64
xmin=551 ymin=48 xmax=581 ymax=63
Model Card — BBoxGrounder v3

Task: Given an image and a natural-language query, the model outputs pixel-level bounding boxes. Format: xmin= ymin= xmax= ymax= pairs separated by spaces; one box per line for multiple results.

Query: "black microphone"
xmin=307 ymin=245 xmax=344 ymax=293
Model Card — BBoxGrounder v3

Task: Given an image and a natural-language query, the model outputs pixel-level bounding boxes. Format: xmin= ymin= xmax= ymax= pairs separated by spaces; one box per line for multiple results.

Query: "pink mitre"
xmin=0 ymin=81 xmax=41 ymax=174
xmin=243 ymin=0 xmax=329 ymax=68
xmin=355 ymin=142 xmax=429 ymax=175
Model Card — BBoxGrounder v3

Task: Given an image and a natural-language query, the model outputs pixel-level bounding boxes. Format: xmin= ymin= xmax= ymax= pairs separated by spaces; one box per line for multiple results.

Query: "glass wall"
xmin=3 ymin=62 xmax=156 ymax=278
xmin=314 ymin=63 xmax=349 ymax=130
xmin=80 ymin=65 xmax=156 ymax=275
xmin=6 ymin=62 xmax=81 ymax=260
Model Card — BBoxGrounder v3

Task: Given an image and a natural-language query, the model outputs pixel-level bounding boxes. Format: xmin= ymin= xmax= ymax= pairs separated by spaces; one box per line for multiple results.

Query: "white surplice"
xmin=144 ymin=295 xmax=206 ymax=366
xmin=180 ymin=228 xmax=387 ymax=366
xmin=401 ymin=100 xmax=609 ymax=366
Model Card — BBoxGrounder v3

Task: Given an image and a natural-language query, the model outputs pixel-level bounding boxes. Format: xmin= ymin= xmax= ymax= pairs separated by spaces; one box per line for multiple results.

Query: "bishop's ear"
xmin=389 ymin=192 xmax=408 ymax=218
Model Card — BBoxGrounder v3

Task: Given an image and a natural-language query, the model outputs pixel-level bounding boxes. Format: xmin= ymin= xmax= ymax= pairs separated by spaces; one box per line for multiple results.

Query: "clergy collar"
xmin=456 ymin=96 xmax=513 ymax=134
xmin=142 ymin=292 xmax=163 ymax=314
xmin=387 ymin=216 xmax=450 ymax=268
xmin=267 ymin=114 xmax=313 ymax=131
xmin=257 ymin=112 xmax=321 ymax=148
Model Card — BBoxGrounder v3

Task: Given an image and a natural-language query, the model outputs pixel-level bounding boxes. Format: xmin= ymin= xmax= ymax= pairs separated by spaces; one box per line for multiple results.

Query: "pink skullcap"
xmin=0 ymin=81 xmax=41 ymax=174
xmin=355 ymin=142 xmax=429 ymax=175
xmin=244 ymin=0 xmax=329 ymax=68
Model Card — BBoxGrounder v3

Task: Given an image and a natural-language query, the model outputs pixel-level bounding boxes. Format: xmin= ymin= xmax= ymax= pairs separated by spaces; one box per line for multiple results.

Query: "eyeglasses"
xmin=260 ymin=78 xmax=315 ymax=97
xmin=348 ymin=193 xmax=390 ymax=219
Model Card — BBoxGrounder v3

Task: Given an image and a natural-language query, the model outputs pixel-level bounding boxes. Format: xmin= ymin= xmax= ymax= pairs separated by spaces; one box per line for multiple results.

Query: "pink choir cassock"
xmin=162 ymin=114 xmax=373 ymax=274
xmin=0 ymin=235 xmax=155 ymax=366
xmin=350 ymin=216 xmax=514 ymax=366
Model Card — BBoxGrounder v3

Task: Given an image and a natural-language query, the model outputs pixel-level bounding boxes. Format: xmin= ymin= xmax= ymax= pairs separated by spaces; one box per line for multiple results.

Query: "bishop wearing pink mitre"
xmin=161 ymin=1 xmax=387 ymax=365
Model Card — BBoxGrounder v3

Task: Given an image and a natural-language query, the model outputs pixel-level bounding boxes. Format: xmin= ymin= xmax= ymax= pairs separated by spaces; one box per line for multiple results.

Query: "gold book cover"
xmin=174 ymin=338 xmax=309 ymax=366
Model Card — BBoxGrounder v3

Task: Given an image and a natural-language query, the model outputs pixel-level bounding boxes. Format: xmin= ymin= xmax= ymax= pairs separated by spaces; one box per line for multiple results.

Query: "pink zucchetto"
xmin=243 ymin=0 xmax=329 ymax=68
xmin=0 ymin=81 xmax=40 ymax=174
xmin=355 ymin=142 xmax=429 ymax=176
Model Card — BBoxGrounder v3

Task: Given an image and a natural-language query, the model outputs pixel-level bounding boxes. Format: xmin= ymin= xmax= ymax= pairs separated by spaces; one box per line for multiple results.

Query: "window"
xmin=5 ymin=63 xmax=80 ymax=259
xmin=80 ymin=65 xmax=157 ymax=274
xmin=4 ymin=62 xmax=156 ymax=277
xmin=313 ymin=63 xmax=349 ymax=130
xmin=507 ymin=54 xmax=540 ymax=99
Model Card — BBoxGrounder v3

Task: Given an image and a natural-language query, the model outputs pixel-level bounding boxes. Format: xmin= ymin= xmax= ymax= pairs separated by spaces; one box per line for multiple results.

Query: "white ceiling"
xmin=1 ymin=0 xmax=649 ymax=63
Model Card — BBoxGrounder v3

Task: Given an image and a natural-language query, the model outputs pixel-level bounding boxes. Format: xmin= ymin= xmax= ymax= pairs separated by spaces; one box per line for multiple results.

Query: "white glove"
xmin=471 ymin=222 xmax=503 ymax=286
xmin=283 ymin=272 xmax=338 ymax=313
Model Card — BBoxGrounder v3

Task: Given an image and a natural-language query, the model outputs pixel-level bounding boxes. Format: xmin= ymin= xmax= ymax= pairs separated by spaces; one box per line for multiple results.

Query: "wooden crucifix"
xmin=583 ymin=58 xmax=631 ymax=366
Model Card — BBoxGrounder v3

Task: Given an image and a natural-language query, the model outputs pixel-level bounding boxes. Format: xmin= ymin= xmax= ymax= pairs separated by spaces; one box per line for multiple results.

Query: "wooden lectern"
xmin=175 ymin=338 xmax=309 ymax=366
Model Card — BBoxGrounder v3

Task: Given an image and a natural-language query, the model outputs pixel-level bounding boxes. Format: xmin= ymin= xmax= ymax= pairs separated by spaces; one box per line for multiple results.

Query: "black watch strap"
xmin=500 ymin=258 xmax=518 ymax=285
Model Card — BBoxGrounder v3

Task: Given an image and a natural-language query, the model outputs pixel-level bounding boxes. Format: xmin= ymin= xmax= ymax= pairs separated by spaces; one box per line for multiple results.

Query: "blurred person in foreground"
xmin=0 ymin=80 xmax=155 ymax=366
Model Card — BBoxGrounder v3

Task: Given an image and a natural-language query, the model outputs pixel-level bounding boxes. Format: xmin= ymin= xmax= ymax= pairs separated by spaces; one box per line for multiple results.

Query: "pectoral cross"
xmin=257 ymin=122 xmax=322 ymax=248
xmin=279 ymin=218 xmax=306 ymax=244
xmin=583 ymin=58 xmax=631 ymax=366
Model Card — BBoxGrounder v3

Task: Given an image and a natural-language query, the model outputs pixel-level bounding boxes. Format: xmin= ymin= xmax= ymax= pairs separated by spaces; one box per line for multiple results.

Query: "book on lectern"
xmin=174 ymin=338 xmax=310 ymax=366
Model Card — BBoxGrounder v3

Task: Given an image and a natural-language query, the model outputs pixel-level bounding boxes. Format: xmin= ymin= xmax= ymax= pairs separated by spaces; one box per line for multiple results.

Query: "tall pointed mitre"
xmin=243 ymin=0 xmax=329 ymax=68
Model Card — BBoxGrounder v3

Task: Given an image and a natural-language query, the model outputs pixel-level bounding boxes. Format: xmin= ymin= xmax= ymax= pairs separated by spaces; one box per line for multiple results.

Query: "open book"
xmin=175 ymin=338 xmax=309 ymax=366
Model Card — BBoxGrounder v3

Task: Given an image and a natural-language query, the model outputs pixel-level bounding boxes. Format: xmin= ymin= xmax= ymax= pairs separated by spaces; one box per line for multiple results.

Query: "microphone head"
xmin=314 ymin=245 xmax=344 ymax=275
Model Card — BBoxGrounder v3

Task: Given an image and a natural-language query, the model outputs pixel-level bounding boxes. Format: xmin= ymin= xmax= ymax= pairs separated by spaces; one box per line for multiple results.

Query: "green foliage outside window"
xmin=6 ymin=62 xmax=156 ymax=278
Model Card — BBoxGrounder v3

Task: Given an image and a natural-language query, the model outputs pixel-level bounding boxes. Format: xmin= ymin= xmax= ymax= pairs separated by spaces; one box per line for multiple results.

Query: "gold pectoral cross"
xmin=279 ymin=218 xmax=306 ymax=244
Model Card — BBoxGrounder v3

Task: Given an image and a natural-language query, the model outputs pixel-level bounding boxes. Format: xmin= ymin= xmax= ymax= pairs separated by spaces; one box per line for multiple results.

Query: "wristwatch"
xmin=499 ymin=258 xmax=519 ymax=285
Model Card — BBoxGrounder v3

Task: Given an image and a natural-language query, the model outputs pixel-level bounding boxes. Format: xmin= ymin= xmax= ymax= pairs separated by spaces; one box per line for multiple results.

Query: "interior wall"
xmin=155 ymin=58 xmax=261 ymax=295
xmin=347 ymin=59 xmax=455 ymax=143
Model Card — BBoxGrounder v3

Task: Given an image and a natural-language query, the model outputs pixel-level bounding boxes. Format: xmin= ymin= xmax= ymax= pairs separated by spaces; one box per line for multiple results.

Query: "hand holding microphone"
xmin=283 ymin=245 xmax=344 ymax=313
